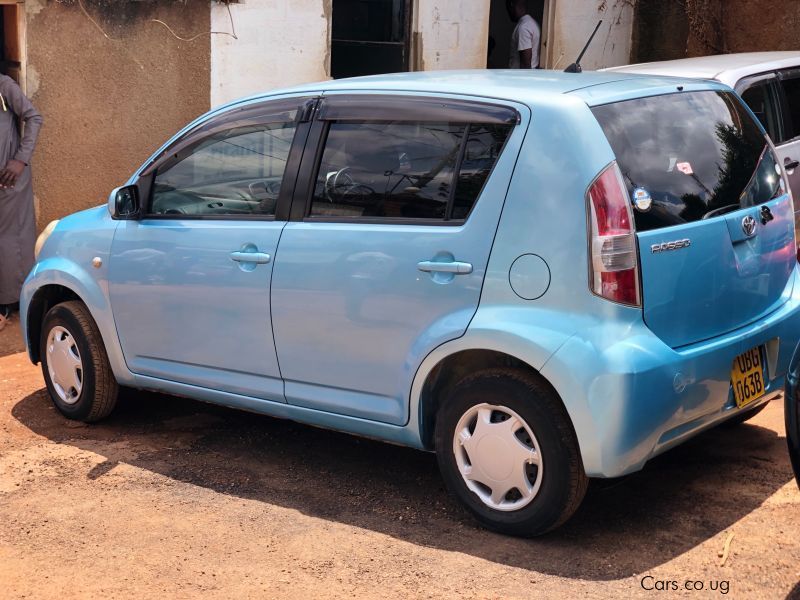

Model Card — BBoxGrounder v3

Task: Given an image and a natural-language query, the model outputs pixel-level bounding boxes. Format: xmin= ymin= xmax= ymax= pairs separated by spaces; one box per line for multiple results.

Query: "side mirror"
xmin=108 ymin=185 xmax=140 ymax=220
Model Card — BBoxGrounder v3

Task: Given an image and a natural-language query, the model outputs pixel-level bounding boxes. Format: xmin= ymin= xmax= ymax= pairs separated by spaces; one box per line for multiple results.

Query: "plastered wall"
xmin=210 ymin=0 xmax=491 ymax=104
xmin=543 ymin=0 xmax=634 ymax=70
xmin=412 ymin=0 xmax=490 ymax=71
xmin=210 ymin=0 xmax=331 ymax=107
xmin=26 ymin=0 xmax=211 ymax=227
xmin=26 ymin=0 xmax=638 ymax=226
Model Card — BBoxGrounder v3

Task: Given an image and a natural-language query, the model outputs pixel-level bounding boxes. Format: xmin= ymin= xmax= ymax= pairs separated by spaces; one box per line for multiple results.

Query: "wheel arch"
xmin=411 ymin=337 xmax=579 ymax=452
xmin=26 ymin=283 xmax=80 ymax=362
xmin=21 ymin=261 xmax=133 ymax=385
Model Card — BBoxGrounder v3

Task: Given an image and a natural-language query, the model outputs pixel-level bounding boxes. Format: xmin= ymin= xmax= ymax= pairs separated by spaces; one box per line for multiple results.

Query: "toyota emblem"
xmin=741 ymin=215 xmax=757 ymax=237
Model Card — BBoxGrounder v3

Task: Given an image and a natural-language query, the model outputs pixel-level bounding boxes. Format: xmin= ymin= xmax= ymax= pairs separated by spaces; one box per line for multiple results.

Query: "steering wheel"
xmin=327 ymin=167 xmax=355 ymax=201
xmin=340 ymin=183 xmax=375 ymax=202
xmin=465 ymin=138 xmax=491 ymax=159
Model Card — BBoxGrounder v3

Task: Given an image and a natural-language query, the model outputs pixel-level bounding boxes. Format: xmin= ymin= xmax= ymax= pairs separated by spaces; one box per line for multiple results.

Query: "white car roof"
xmin=604 ymin=52 xmax=800 ymax=88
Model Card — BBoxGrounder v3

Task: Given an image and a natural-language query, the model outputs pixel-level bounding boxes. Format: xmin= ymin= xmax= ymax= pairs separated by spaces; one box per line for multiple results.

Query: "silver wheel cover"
xmin=453 ymin=403 xmax=543 ymax=511
xmin=45 ymin=326 xmax=83 ymax=405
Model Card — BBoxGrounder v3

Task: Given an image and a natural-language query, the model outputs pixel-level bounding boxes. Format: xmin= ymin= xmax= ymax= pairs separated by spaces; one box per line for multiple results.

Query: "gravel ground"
xmin=1 ymin=320 xmax=799 ymax=599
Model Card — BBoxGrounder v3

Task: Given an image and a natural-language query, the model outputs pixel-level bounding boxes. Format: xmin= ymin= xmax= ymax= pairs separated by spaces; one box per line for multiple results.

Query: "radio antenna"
xmin=564 ymin=20 xmax=603 ymax=73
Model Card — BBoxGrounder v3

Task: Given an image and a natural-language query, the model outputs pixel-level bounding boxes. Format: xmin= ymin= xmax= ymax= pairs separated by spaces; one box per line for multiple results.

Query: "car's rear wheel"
xmin=435 ymin=368 xmax=588 ymax=536
xmin=40 ymin=301 xmax=118 ymax=422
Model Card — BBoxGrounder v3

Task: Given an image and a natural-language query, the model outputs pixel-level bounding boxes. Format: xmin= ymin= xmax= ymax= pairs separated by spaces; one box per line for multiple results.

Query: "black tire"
xmin=40 ymin=301 xmax=118 ymax=422
xmin=720 ymin=401 xmax=769 ymax=428
xmin=435 ymin=368 xmax=588 ymax=537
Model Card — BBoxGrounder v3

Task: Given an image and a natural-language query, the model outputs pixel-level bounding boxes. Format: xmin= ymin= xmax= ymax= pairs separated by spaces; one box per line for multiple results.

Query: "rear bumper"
xmin=541 ymin=270 xmax=800 ymax=478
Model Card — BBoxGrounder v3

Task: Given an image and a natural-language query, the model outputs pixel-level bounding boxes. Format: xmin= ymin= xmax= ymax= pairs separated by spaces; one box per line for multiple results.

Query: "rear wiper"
xmin=702 ymin=204 xmax=740 ymax=219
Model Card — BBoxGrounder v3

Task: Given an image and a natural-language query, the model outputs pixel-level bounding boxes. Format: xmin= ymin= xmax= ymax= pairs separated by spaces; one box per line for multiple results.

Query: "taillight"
xmin=588 ymin=163 xmax=641 ymax=306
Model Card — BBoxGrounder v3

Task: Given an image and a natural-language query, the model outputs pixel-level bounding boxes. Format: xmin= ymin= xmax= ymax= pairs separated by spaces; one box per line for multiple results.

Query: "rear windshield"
xmin=592 ymin=91 xmax=783 ymax=232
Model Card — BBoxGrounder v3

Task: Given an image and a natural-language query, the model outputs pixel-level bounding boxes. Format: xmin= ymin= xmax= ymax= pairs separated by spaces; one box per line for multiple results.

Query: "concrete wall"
xmin=543 ymin=0 xmax=634 ymax=70
xmin=412 ymin=0 xmax=489 ymax=71
xmin=210 ymin=0 xmax=490 ymax=104
xmin=699 ymin=0 xmax=800 ymax=55
xmin=210 ymin=0 xmax=331 ymax=107
xmin=723 ymin=0 xmax=800 ymax=52
xmin=25 ymin=0 xmax=637 ymax=227
xmin=632 ymin=0 xmax=800 ymax=62
xmin=630 ymin=0 xmax=687 ymax=63
xmin=27 ymin=0 xmax=210 ymax=226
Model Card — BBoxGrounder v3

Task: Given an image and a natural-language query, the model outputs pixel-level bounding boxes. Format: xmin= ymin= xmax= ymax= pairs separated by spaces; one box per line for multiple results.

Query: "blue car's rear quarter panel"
xmin=467 ymin=75 xmax=800 ymax=478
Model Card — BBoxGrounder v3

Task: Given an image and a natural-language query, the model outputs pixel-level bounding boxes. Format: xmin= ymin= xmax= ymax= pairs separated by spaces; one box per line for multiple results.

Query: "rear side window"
xmin=309 ymin=121 xmax=512 ymax=221
xmin=779 ymin=73 xmax=800 ymax=141
xmin=593 ymin=91 xmax=783 ymax=232
xmin=740 ymin=81 xmax=782 ymax=142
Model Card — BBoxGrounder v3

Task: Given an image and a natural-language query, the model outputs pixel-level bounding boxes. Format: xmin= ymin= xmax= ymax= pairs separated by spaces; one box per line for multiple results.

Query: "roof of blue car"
xmin=221 ymin=69 xmax=729 ymax=112
xmin=294 ymin=69 xmax=634 ymax=95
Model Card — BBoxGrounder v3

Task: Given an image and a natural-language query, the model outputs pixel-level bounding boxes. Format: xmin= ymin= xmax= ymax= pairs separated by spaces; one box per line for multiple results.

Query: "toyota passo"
xmin=22 ymin=71 xmax=800 ymax=535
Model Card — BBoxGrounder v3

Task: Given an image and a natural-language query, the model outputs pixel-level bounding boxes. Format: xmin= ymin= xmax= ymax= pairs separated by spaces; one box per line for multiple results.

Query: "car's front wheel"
xmin=40 ymin=301 xmax=118 ymax=422
xmin=435 ymin=368 xmax=588 ymax=536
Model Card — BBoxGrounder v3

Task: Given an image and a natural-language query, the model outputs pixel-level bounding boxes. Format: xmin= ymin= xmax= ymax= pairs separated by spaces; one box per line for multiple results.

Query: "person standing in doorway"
xmin=506 ymin=0 xmax=541 ymax=69
xmin=0 ymin=74 xmax=42 ymax=331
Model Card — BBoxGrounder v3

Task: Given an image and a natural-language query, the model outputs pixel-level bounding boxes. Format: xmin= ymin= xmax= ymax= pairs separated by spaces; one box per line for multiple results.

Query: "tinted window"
xmin=453 ymin=124 xmax=513 ymax=220
xmin=151 ymin=121 xmax=296 ymax=217
xmin=593 ymin=91 xmax=783 ymax=232
xmin=740 ymin=81 xmax=782 ymax=141
xmin=780 ymin=73 xmax=800 ymax=141
xmin=310 ymin=121 xmax=511 ymax=221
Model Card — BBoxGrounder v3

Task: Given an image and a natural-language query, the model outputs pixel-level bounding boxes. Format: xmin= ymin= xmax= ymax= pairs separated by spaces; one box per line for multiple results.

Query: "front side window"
xmin=593 ymin=91 xmax=783 ymax=232
xmin=150 ymin=121 xmax=297 ymax=217
xmin=310 ymin=121 xmax=512 ymax=221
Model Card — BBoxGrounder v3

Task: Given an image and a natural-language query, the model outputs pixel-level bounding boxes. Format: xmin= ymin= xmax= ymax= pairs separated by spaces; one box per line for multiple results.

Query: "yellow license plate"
xmin=731 ymin=347 xmax=766 ymax=409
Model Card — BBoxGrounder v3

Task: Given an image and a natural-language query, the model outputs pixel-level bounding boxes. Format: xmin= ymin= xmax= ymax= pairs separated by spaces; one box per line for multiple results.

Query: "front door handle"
xmin=417 ymin=260 xmax=473 ymax=274
xmin=230 ymin=251 xmax=271 ymax=264
xmin=785 ymin=157 xmax=800 ymax=172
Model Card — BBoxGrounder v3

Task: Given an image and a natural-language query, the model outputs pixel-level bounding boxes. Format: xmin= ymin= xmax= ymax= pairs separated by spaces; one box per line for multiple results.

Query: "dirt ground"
xmin=1 ymin=320 xmax=799 ymax=600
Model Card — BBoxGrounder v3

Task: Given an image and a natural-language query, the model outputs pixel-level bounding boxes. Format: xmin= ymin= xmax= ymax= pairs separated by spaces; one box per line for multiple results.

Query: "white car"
xmin=607 ymin=52 xmax=800 ymax=214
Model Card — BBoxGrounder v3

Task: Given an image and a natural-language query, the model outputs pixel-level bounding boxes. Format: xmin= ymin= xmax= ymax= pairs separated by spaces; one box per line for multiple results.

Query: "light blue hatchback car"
xmin=21 ymin=70 xmax=800 ymax=535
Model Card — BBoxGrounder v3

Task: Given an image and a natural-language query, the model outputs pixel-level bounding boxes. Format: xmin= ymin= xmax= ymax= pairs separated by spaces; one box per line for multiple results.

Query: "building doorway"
xmin=488 ymin=0 xmax=545 ymax=69
xmin=331 ymin=0 xmax=412 ymax=79
xmin=0 ymin=1 xmax=25 ymax=90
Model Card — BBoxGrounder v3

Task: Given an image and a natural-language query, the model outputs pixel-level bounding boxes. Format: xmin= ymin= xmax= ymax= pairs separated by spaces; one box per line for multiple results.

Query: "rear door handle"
xmin=785 ymin=157 xmax=799 ymax=171
xmin=417 ymin=260 xmax=473 ymax=274
xmin=230 ymin=251 xmax=271 ymax=264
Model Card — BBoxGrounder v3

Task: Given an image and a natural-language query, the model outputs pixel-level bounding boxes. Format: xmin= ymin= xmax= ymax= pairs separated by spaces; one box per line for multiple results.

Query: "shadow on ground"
xmin=12 ymin=388 xmax=794 ymax=582
xmin=788 ymin=581 xmax=800 ymax=600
